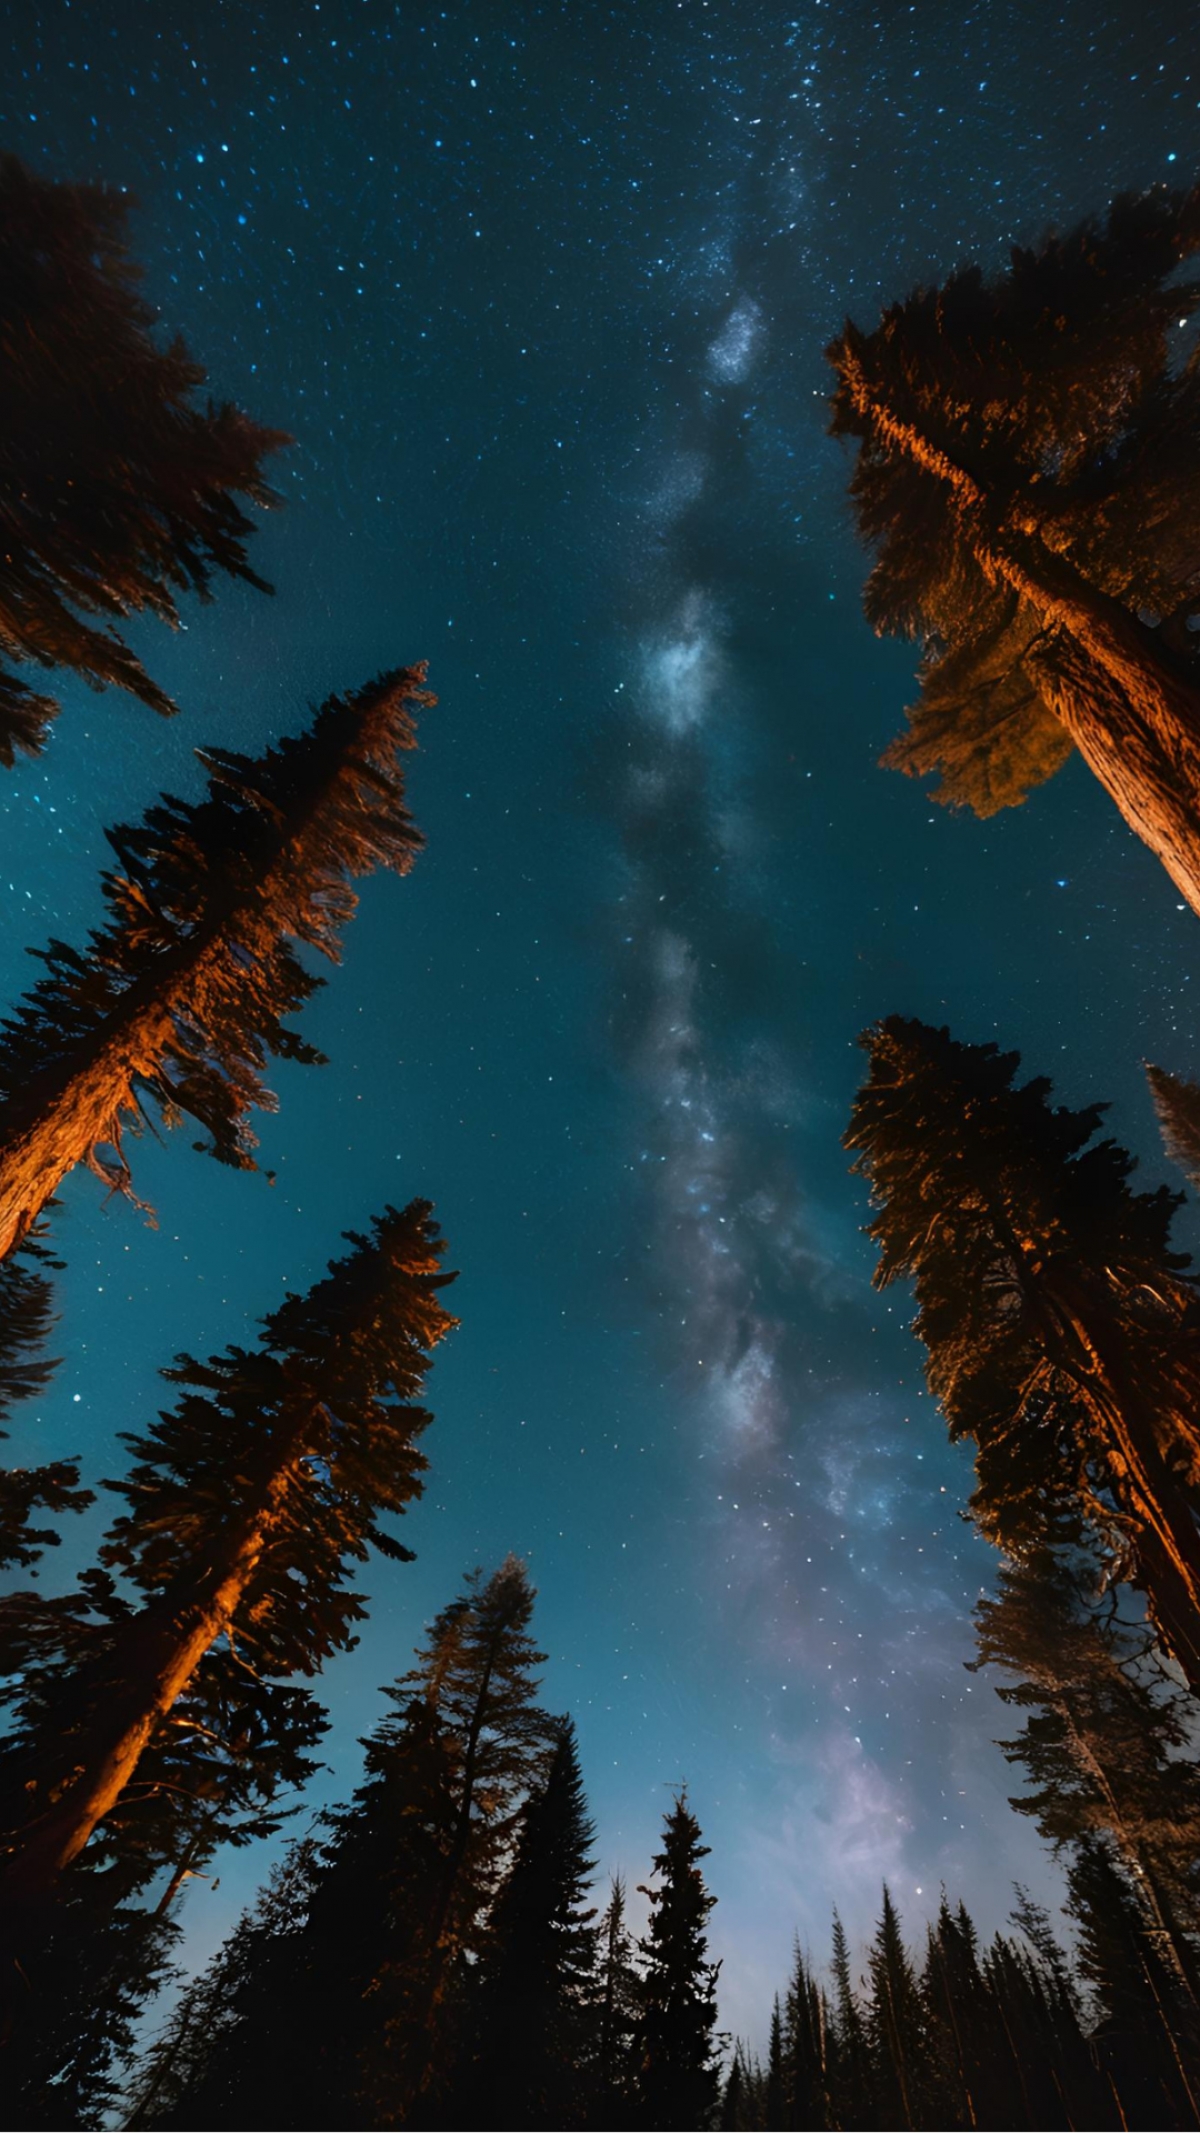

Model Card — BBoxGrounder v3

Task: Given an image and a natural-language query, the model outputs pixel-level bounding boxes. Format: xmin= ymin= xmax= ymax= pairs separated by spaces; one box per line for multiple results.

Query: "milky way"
xmin=3 ymin=0 xmax=1200 ymax=2040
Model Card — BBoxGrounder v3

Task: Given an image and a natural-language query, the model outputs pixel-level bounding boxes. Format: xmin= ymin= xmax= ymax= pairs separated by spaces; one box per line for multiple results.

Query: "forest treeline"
xmin=4 ymin=143 xmax=1200 ymax=2133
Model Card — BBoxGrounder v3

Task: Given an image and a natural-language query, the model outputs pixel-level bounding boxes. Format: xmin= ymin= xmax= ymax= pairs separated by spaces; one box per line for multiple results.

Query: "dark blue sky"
xmin=4 ymin=0 xmax=1200 ymax=2037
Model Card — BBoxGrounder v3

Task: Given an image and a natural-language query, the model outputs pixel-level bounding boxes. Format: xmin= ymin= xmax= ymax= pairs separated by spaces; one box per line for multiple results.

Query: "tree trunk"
xmin=0 ymin=679 xmax=408 ymax=1261
xmin=840 ymin=349 xmax=1200 ymax=915
xmin=0 ymin=1413 xmax=311 ymax=2031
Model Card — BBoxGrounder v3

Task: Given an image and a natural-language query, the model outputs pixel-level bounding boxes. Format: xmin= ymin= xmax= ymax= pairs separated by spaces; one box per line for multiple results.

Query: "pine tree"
xmin=455 ymin=1718 xmax=599 ymax=2129
xmin=0 ymin=154 xmax=286 ymax=762
xmin=865 ymin=1887 xmax=927 ymax=2130
xmin=974 ymin=1547 xmax=1200 ymax=2005
xmin=124 ymin=1839 xmax=321 ymax=2131
xmin=592 ymin=1876 xmax=644 ymax=2130
xmin=130 ymin=1558 xmax=557 ymax=2131
xmin=764 ymin=1995 xmax=785 ymax=2128
xmin=0 ymin=1199 xmax=456 ymax=2026
xmin=828 ymin=182 xmax=1200 ymax=914
xmin=1147 ymin=1063 xmax=1200 ymax=1194
xmin=846 ymin=1015 xmax=1200 ymax=1688
xmin=0 ymin=665 xmax=430 ymax=1263
xmin=0 ymin=1229 xmax=91 ymax=1571
xmin=782 ymin=1944 xmax=833 ymax=2130
xmin=827 ymin=1909 xmax=871 ymax=2131
xmin=636 ymin=1791 xmax=722 ymax=2131
xmin=1068 ymin=1835 xmax=1200 ymax=2128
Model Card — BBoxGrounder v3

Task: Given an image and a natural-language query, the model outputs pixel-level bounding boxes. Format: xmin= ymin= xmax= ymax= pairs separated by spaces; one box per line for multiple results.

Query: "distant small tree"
xmin=592 ymin=1876 xmax=644 ymax=2129
xmin=827 ymin=1909 xmax=871 ymax=2130
xmin=636 ymin=1791 xmax=722 ymax=2131
xmin=782 ymin=1942 xmax=834 ymax=2131
xmin=829 ymin=182 xmax=1200 ymax=914
xmin=0 ymin=1199 xmax=456 ymax=2021
xmin=0 ymin=153 xmax=286 ymax=762
xmin=0 ymin=665 xmax=430 ymax=1262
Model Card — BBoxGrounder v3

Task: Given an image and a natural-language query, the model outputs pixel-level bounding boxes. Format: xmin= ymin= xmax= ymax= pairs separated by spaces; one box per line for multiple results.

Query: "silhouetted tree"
xmin=829 ymin=183 xmax=1200 ymax=914
xmin=129 ymin=1558 xmax=557 ymax=2131
xmin=828 ymin=1908 xmax=872 ymax=2130
xmin=1148 ymin=1063 xmax=1200 ymax=1194
xmin=592 ymin=1876 xmax=644 ymax=2130
xmin=0 ymin=1199 xmax=455 ymax=2033
xmin=783 ymin=1944 xmax=833 ymax=2130
xmin=0 ymin=1228 xmax=90 ymax=1571
xmin=0 ymin=153 xmax=286 ymax=762
xmin=455 ymin=1718 xmax=599 ymax=2129
xmin=0 ymin=666 xmax=430 ymax=1263
xmin=636 ymin=1791 xmax=722 ymax=2131
xmin=865 ymin=1887 xmax=927 ymax=2129
xmin=1069 ymin=1836 xmax=1200 ymax=2128
xmin=846 ymin=1015 xmax=1200 ymax=1688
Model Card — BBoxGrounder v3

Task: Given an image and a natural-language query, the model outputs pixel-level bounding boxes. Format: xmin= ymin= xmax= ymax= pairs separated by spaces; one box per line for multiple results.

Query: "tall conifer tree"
xmin=635 ymin=1791 xmax=722 ymax=2131
xmin=829 ymin=184 xmax=1200 ymax=914
xmin=593 ymin=1876 xmax=644 ymax=2130
xmin=0 ymin=1200 xmax=455 ymax=2020
xmin=0 ymin=154 xmax=285 ymax=761
xmin=0 ymin=666 xmax=430 ymax=1262
xmin=846 ymin=1015 xmax=1200 ymax=1687
xmin=455 ymin=1718 xmax=599 ymax=2129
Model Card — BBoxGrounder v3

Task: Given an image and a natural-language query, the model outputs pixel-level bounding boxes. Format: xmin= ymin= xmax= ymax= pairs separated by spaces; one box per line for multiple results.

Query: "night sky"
xmin=4 ymin=0 xmax=1200 ymax=2042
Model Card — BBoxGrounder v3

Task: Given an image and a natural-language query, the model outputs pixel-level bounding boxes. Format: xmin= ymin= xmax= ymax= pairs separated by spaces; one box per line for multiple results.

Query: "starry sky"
xmin=4 ymin=0 xmax=1200 ymax=2043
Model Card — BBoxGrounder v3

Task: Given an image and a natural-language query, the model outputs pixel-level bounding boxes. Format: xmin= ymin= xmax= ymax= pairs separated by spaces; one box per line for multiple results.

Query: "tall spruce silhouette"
xmin=594 ymin=1876 xmax=644 ymax=2129
xmin=635 ymin=1791 xmax=722 ymax=2132
xmin=454 ymin=1717 xmax=599 ymax=2130
xmin=0 ymin=665 xmax=430 ymax=1262
xmin=0 ymin=154 xmax=286 ymax=762
xmin=846 ymin=1015 xmax=1200 ymax=1688
xmin=828 ymin=183 xmax=1200 ymax=914
xmin=0 ymin=1199 xmax=455 ymax=2024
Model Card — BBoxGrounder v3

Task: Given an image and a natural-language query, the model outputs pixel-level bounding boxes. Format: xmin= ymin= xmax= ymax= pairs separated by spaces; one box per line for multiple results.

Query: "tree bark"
xmin=0 ymin=1405 xmax=313 ymax=2027
xmin=0 ymin=677 xmax=412 ymax=1262
xmin=839 ymin=348 xmax=1200 ymax=915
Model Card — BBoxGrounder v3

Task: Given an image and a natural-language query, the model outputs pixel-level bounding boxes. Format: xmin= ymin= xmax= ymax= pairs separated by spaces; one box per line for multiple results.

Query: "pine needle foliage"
xmin=0 ymin=1229 xmax=91 ymax=1570
xmin=126 ymin=1559 xmax=558 ymax=2132
xmin=636 ymin=1791 xmax=722 ymax=2132
xmin=828 ymin=181 xmax=1200 ymax=913
xmin=456 ymin=1718 xmax=599 ymax=2130
xmin=0 ymin=153 xmax=286 ymax=761
xmin=0 ymin=1200 xmax=456 ymax=1933
xmin=0 ymin=665 xmax=431 ymax=1259
xmin=847 ymin=1015 xmax=1200 ymax=1687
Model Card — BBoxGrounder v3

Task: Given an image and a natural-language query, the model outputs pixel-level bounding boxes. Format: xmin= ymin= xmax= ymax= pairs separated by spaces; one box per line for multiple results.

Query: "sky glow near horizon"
xmin=2 ymin=0 xmax=1200 ymax=2049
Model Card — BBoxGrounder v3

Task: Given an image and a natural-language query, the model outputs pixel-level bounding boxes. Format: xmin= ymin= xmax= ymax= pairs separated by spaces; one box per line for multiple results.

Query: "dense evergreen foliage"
xmin=0 ymin=1199 xmax=456 ymax=2070
xmin=0 ymin=665 xmax=431 ymax=1262
xmin=846 ymin=1014 xmax=1200 ymax=1686
xmin=0 ymin=153 xmax=285 ymax=762
xmin=829 ymin=183 xmax=1200 ymax=912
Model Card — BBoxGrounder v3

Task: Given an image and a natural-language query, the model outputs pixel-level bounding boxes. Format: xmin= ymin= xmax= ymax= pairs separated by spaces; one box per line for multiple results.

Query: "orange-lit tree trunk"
xmin=0 ymin=669 xmax=426 ymax=1262
xmin=0 ymin=1413 xmax=311 ymax=1920
xmin=839 ymin=349 xmax=1200 ymax=915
